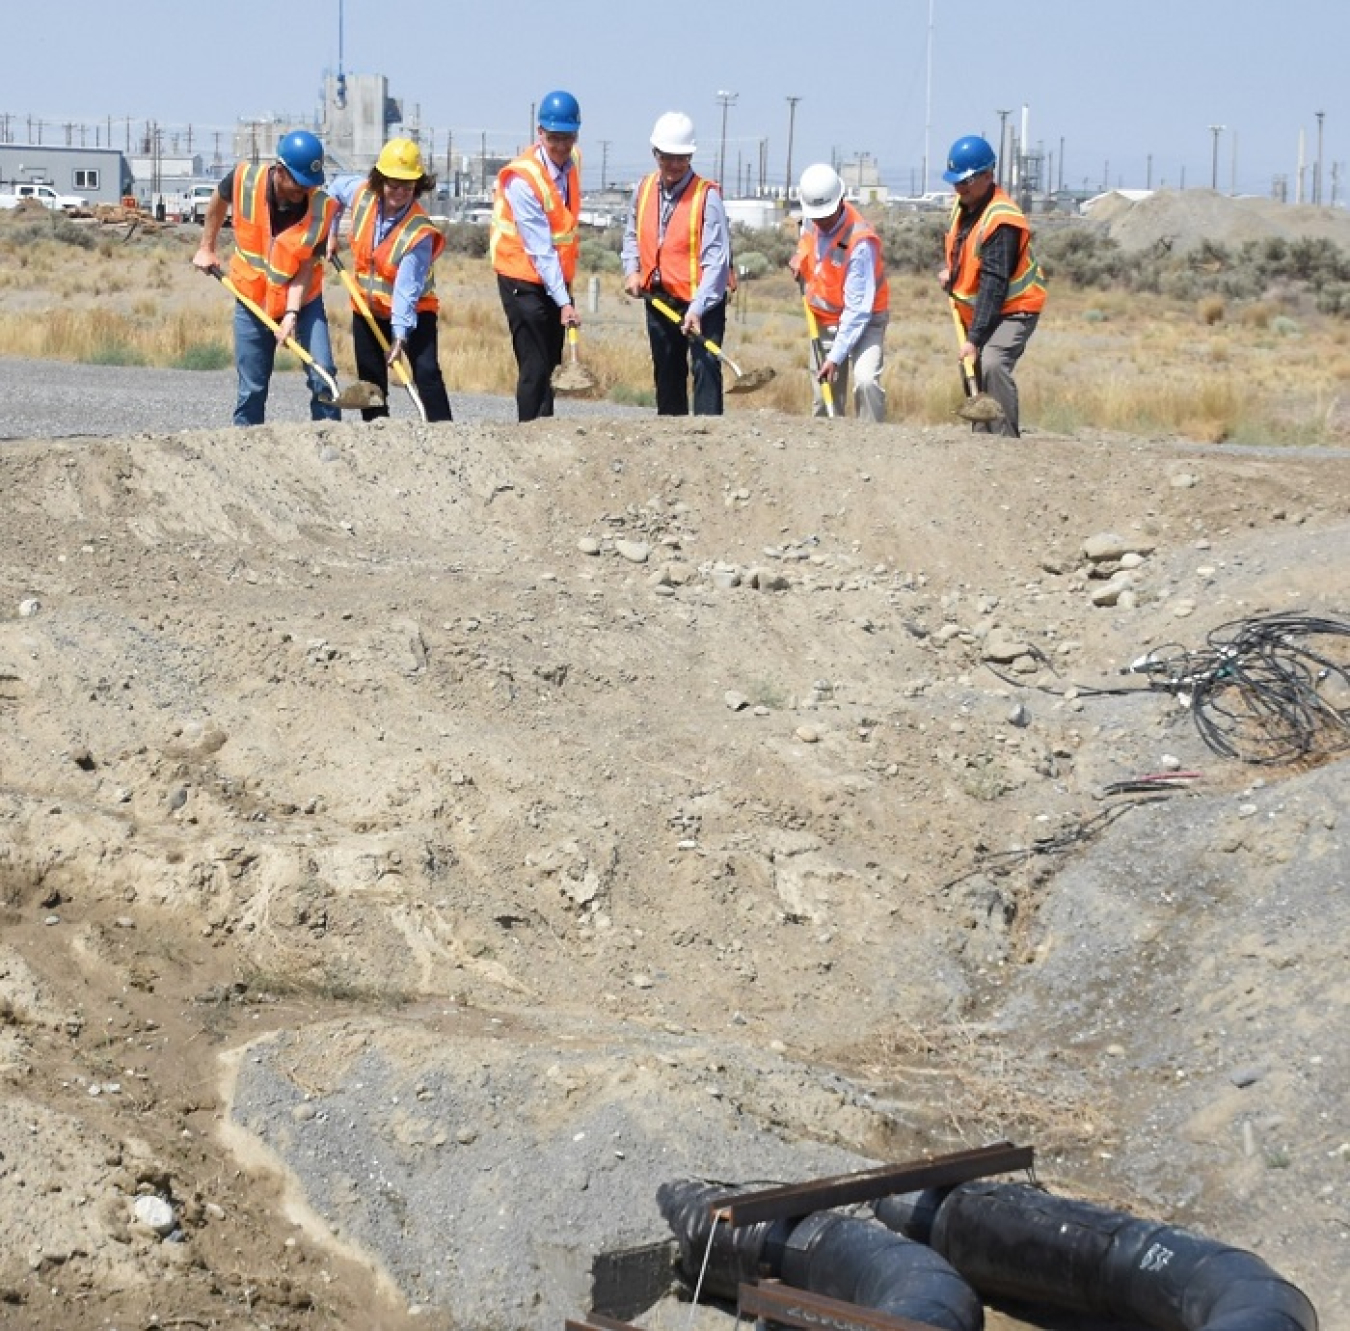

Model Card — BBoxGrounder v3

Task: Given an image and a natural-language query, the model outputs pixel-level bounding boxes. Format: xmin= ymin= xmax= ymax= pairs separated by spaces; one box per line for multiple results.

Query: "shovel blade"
xmin=552 ymin=365 xmax=598 ymax=395
xmin=333 ymin=381 xmax=387 ymax=410
xmin=726 ymin=366 xmax=775 ymax=394
xmin=957 ymin=393 xmax=1004 ymax=424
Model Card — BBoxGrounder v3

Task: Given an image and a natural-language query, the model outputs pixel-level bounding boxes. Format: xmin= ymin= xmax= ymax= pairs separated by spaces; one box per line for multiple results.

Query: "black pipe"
xmin=876 ymin=1181 xmax=1318 ymax=1331
xmin=657 ymin=1179 xmax=983 ymax=1331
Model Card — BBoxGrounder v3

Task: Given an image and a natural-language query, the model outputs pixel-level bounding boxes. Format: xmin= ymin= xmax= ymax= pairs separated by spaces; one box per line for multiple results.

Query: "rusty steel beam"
xmin=710 ymin=1141 xmax=1033 ymax=1227
xmin=564 ymin=1317 xmax=646 ymax=1331
xmin=739 ymin=1280 xmax=946 ymax=1331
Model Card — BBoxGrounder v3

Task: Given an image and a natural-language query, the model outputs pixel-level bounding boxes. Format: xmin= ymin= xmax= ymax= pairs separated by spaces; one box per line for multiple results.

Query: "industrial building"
xmin=0 ymin=143 xmax=132 ymax=206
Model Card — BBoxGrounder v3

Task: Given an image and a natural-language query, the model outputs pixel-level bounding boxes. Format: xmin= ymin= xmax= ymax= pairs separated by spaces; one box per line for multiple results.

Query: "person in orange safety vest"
xmin=490 ymin=89 xmax=582 ymax=422
xmin=790 ymin=163 xmax=890 ymax=422
xmin=327 ymin=137 xmax=453 ymax=422
xmin=621 ymin=111 xmax=731 ymax=416
xmin=938 ymin=133 xmax=1046 ymax=437
xmin=193 ymin=129 xmax=340 ymax=426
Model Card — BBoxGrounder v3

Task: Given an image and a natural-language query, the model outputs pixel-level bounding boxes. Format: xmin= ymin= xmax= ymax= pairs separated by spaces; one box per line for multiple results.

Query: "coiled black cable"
xmin=1124 ymin=611 xmax=1350 ymax=764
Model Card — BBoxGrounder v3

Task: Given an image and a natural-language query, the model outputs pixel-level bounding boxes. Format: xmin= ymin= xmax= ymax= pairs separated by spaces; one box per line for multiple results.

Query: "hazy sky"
xmin=4 ymin=0 xmax=1345 ymax=199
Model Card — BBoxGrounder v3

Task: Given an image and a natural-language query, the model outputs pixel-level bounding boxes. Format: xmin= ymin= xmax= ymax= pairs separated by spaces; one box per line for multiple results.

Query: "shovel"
xmin=647 ymin=295 xmax=775 ymax=394
xmin=328 ymin=252 xmax=428 ymax=423
xmin=798 ymin=279 xmax=836 ymax=418
xmin=949 ymin=300 xmax=1004 ymax=424
xmin=551 ymin=325 xmax=599 ymax=395
xmin=207 ymin=265 xmax=385 ymax=411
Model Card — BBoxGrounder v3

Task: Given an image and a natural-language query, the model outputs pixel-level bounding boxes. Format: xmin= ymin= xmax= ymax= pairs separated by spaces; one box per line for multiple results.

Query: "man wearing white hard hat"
xmin=791 ymin=163 xmax=889 ymax=422
xmin=622 ymin=111 xmax=732 ymax=415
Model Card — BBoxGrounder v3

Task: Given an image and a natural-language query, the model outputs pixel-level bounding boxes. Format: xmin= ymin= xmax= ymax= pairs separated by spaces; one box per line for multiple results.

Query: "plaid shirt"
xmin=951 ymin=198 xmax=1020 ymax=348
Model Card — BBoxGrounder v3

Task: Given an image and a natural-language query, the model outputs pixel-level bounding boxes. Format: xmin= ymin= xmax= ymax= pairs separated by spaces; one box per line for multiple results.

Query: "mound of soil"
xmin=0 ymin=413 xmax=1346 ymax=1329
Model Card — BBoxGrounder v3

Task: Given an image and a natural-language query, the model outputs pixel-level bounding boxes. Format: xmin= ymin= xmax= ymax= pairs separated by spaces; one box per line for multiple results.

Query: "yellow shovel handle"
xmin=332 ymin=257 xmax=415 ymax=389
xmin=210 ymin=266 xmax=341 ymax=400
xmin=799 ymin=291 xmax=836 ymax=418
xmin=648 ymin=294 xmax=741 ymax=370
xmin=949 ymin=300 xmax=979 ymax=381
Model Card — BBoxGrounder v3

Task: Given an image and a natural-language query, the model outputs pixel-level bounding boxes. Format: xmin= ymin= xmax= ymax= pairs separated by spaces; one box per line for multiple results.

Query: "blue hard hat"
xmin=277 ymin=129 xmax=326 ymax=187
xmin=942 ymin=135 xmax=996 ymax=185
xmin=538 ymin=90 xmax=581 ymax=134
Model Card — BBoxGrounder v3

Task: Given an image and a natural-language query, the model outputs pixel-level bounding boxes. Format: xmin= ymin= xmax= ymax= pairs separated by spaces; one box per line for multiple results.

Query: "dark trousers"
xmin=644 ymin=294 xmax=725 ymax=416
xmin=497 ymin=275 xmax=566 ymax=422
xmin=351 ymin=309 xmax=453 ymax=423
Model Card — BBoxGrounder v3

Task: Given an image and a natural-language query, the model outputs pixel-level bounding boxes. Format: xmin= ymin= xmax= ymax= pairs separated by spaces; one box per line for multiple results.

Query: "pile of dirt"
xmin=0 ymin=413 xmax=1347 ymax=1330
xmin=1081 ymin=188 xmax=1350 ymax=254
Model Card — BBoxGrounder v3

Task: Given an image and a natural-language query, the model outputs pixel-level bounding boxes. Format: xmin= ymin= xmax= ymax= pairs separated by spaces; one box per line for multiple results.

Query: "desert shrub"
xmin=85 ymin=340 xmax=147 ymax=366
xmin=875 ymin=215 xmax=948 ymax=274
xmin=1314 ymin=283 xmax=1350 ymax=317
xmin=731 ymin=221 xmax=797 ymax=270
xmin=734 ymin=251 xmax=772 ymax=280
xmin=1037 ymin=227 xmax=1126 ymax=288
xmin=173 ymin=341 xmax=232 ymax=370
xmin=578 ymin=238 xmax=621 ymax=274
xmin=5 ymin=216 xmax=98 ymax=251
xmin=441 ymin=223 xmax=489 ymax=258
xmin=1271 ymin=315 xmax=1302 ymax=337
xmin=1197 ymin=295 xmax=1225 ymax=325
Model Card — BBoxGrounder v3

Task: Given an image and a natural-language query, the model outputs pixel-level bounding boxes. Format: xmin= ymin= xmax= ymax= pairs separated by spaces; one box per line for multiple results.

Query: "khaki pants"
xmin=812 ymin=313 xmax=889 ymax=422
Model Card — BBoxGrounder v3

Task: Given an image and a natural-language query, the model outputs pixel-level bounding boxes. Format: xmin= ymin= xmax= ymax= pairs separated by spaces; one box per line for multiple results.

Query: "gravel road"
xmin=0 ymin=356 xmax=636 ymax=439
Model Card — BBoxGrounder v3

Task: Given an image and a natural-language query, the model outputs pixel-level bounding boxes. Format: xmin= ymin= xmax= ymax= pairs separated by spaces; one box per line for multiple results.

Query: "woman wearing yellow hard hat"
xmin=326 ymin=137 xmax=453 ymax=422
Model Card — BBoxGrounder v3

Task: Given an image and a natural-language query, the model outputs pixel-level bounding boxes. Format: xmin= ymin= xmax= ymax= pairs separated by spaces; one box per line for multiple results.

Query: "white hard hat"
xmin=650 ymin=111 xmax=697 ymax=156
xmin=799 ymin=163 xmax=845 ymax=219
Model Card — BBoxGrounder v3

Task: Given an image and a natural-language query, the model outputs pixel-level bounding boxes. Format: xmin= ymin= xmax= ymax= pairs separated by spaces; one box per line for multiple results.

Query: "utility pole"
xmin=784 ymin=95 xmax=801 ymax=202
xmin=995 ymin=109 xmax=1012 ymax=188
xmin=1208 ymin=124 xmax=1224 ymax=190
xmin=1314 ymin=110 xmax=1325 ymax=205
xmin=598 ymin=140 xmax=610 ymax=190
xmin=716 ymin=90 xmax=738 ymax=194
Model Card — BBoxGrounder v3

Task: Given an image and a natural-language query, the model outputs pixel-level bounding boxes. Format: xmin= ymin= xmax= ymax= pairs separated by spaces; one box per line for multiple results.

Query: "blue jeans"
xmin=233 ymin=299 xmax=341 ymax=426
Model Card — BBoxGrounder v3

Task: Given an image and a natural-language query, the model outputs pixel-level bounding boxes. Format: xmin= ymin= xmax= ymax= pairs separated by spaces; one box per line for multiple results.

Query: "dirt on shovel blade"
xmin=334 ymin=381 xmax=387 ymax=410
xmin=552 ymin=362 xmax=598 ymax=395
xmin=957 ymin=394 xmax=1004 ymax=423
xmin=727 ymin=366 xmax=775 ymax=394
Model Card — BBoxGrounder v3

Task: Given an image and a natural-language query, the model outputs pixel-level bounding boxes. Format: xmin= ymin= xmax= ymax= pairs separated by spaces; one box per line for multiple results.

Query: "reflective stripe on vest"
xmin=228 ymin=163 xmax=334 ymax=318
xmin=797 ymin=203 xmax=890 ymax=324
xmin=945 ymin=185 xmax=1046 ymax=326
xmin=489 ymin=150 xmax=580 ymax=286
xmin=349 ymin=184 xmax=444 ymax=317
xmin=635 ymin=173 xmax=710 ymax=301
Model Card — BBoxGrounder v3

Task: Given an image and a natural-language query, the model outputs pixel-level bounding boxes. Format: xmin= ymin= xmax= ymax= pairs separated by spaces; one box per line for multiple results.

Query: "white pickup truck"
xmin=0 ymin=182 xmax=88 ymax=213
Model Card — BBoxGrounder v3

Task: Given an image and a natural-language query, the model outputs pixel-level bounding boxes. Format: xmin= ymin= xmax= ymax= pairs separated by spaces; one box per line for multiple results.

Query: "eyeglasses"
xmin=653 ymin=151 xmax=692 ymax=163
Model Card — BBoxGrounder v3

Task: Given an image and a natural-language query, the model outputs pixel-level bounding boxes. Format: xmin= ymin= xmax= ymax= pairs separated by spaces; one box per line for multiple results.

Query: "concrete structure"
xmin=0 ymin=143 xmax=131 ymax=205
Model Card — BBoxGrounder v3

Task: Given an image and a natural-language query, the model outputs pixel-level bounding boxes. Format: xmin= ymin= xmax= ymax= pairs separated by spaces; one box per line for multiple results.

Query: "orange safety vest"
xmin=634 ymin=172 xmax=715 ymax=302
xmin=228 ymin=163 xmax=335 ymax=318
xmin=348 ymin=183 xmax=444 ymax=318
xmin=795 ymin=202 xmax=890 ymax=327
xmin=489 ymin=149 xmax=580 ymax=287
xmin=944 ymin=184 xmax=1046 ymax=330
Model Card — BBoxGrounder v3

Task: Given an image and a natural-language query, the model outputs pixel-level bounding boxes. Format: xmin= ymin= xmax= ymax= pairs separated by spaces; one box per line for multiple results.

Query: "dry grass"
xmin=0 ymin=211 xmax=1344 ymax=443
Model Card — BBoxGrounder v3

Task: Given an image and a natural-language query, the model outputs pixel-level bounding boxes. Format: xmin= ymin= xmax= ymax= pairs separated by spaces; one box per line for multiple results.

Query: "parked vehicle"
xmin=188 ymin=184 xmax=218 ymax=223
xmin=0 ymin=182 xmax=88 ymax=213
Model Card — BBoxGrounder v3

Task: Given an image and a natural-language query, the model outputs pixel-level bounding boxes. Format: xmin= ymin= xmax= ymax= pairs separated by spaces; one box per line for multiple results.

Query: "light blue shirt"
xmin=806 ymin=213 xmax=880 ymax=364
xmin=329 ymin=173 xmax=435 ymax=339
xmin=503 ymin=145 xmax=574 ymax=308
xmin=621 ymin=169 xmax=730 ymax=317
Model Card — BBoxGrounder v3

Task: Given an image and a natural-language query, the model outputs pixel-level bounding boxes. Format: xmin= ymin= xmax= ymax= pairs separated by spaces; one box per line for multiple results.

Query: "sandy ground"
xmin=1 ymin=394 xmax=1347 ymax=1330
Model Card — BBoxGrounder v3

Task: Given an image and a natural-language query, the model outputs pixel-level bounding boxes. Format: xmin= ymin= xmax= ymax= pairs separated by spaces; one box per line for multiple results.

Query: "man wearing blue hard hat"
xmin=194 ymin=130 xmax=342 ymax=425
xmin=938 ymin=134 xmax=1046 ymax=437
xmin=490 ymin=90 xmax=583 ymax=421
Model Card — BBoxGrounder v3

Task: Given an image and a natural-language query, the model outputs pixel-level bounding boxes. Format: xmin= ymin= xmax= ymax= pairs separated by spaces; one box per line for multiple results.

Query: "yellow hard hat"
xmin=376 ymin=138 xmax=424 ymax=181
